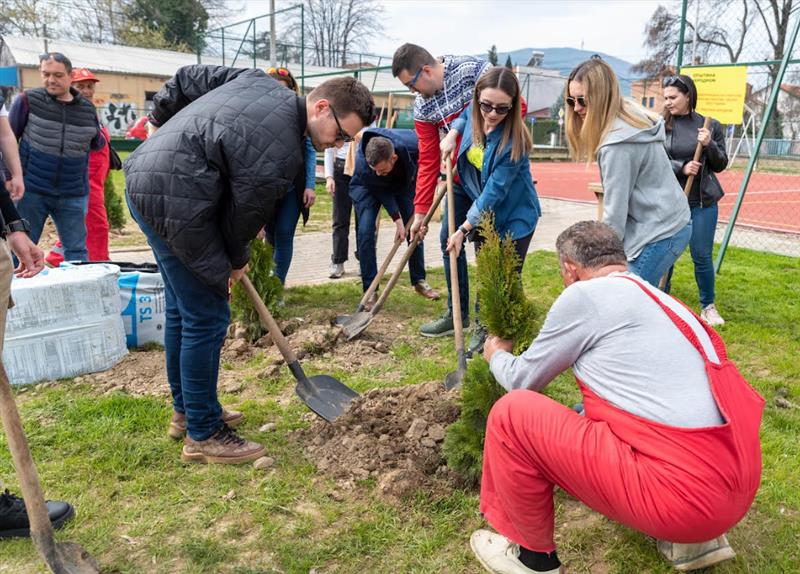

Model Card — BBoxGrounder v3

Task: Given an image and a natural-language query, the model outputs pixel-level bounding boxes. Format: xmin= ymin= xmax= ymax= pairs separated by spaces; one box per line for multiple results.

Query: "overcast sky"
xmin=232 ymin=0 xmax=664 ymax=64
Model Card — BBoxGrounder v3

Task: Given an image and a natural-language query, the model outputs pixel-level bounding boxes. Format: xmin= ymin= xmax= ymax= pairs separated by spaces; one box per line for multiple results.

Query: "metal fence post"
xmin=676 ymin=0 xmax=688 ymax=71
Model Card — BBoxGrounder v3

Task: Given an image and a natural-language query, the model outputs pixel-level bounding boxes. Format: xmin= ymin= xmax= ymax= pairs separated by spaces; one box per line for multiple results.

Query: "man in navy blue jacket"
xmin=349 ymin=129 xmax=439 ymax=307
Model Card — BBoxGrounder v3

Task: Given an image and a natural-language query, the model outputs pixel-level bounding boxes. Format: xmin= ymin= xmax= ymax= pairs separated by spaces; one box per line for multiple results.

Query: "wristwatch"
xmin=5 ymin=219 xmax=31 ymax=234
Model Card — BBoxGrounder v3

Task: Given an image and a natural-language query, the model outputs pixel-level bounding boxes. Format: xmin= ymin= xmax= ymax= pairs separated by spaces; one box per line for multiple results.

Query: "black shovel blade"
xmin=443 ymin=369 xmax=465 ymax=391
xmin=333 ymin=314 xmax=351 ymax=326
xmin=295 ymin=375 xmax=359 ymax=422
xmin=341 ymin=311 xmax=373 ymax=341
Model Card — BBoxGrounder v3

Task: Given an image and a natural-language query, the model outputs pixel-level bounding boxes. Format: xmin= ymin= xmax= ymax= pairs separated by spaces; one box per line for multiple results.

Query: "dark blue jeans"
xmin=355 ymin=190 xmax=425 ymax=292
xmin=688 ymin=203 xmax=718 ymax=308
xmin=440 ymin=185 xmax=473 ymax=319
xmin=268 ymin=189 xmax=301 ymax=285
xmin=126 ymin=193 xmax=227 ymax=441
xmin=629 ymin=222 xmax=692 ymax=288
xmin=17 ymin=191 xmax=88 ymax=261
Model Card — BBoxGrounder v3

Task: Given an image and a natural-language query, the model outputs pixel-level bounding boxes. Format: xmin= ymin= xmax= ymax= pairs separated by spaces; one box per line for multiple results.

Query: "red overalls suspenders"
xmin=480 ymin=276 xmax=765 ymax=552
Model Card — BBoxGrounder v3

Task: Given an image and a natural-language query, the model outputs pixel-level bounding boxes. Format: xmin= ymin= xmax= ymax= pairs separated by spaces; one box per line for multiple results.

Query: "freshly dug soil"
xmin=300 ymin=381 xmax=463 ymax=499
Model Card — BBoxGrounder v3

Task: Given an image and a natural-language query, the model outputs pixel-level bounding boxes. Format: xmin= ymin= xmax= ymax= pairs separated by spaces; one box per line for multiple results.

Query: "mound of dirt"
xmin=300 ymin=381 xmax=462 ymax=499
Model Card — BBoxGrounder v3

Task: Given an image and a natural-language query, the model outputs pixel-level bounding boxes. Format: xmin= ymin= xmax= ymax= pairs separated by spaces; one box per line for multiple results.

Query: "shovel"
xmin=443 ymin=157 xmax=467 ymax=391
xmin=334 ymin=217 xmax=413 ymax=326
xmin=341 ymin=179 xmax=447 ymax=341
xmin=0 ymin=363 xmax=100 ymax=574
xmin=240 ymin=275 xmax=358 ymax=421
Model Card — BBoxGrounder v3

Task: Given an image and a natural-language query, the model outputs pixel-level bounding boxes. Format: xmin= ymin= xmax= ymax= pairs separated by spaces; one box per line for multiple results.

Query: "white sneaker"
xmin=657 ymin=534 xmax=736 ymax=571
xmin=470 ymin=530 xmax=563 ymax=574
xmin=700 ymin=304 xmax=725 ymax=327
xmin=328 ymin=262 xmax=345 ymax=279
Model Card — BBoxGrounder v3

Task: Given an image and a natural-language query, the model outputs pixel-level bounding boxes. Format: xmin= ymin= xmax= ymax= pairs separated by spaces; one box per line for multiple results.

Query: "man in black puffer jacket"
xmin=124 ymin=67 xmax=374 ymax=464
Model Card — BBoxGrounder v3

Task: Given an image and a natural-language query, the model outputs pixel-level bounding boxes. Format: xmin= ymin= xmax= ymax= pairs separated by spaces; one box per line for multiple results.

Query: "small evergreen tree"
xmin=230 ymin=239 xmax=284 ymax=341
xmin=104 ymin=172 xmax=126 ymax=230
xmin=443 ymin=213 xmax=538 ymax=484
xmin=487 ymin=45 xmax=498 ymax=66
xmin=504 ymin=54 xmax=514 ymax=69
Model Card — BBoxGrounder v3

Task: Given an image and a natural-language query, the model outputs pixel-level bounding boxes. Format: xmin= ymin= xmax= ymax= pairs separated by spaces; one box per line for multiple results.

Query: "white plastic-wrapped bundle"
xmin=3 ymin=264 xmax=128 ymax=385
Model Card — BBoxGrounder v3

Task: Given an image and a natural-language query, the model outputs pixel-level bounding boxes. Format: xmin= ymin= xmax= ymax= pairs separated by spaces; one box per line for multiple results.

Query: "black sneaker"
xmin=0 ymin=489 xmax=75 ymax=539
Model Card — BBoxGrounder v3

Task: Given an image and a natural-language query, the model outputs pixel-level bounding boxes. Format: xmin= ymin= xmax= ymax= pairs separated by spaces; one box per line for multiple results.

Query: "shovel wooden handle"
xmin=445 ymin=157 xmax=465 ymax=356
xmin=240 ymin=275 xmax=297 ymax=364
xmin=0 ymin=362 xmax=60 ymax=566
xmin=370 ymin=178 xmax=448 ymax=316
xmin=683 ymin=117 xmax=712 ymax=197
xmin=357 ymin=217 xmax=413 ymax=311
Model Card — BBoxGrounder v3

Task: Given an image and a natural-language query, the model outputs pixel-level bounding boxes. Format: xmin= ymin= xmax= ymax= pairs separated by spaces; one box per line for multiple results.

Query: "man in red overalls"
xmin=46 ymin=68 xmax=110 ymax=266
xmin=474 ymin=221 xmax=764 ymax=574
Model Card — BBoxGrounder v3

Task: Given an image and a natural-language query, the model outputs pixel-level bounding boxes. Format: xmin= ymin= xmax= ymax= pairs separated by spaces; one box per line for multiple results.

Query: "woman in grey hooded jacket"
xmin=564 ymin=58 xmax=692 ymax=288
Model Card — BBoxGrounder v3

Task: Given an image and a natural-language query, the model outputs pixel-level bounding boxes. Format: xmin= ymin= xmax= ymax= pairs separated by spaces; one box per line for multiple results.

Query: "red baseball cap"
xmin=71 ymin=68 xmax=99 ymax=83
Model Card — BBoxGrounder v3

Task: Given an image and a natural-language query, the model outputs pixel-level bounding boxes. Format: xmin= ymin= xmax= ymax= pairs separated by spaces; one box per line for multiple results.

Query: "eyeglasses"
xmin=329 ymin=105 xmax=355 ymax=143
xmin=404 ymin=67 xmax=424 ymax=89
xmin=662 ymin=75 xmax=688 ymax=90
xmin=566 ymin=95 xmax=587 ymax=108
xmin=479 ymin=101 xmax=512 ymax=116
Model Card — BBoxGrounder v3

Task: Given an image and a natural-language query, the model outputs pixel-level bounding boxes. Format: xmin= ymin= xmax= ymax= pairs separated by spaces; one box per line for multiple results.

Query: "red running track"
xmin=532 ymin=161 xmax=800 ymax=234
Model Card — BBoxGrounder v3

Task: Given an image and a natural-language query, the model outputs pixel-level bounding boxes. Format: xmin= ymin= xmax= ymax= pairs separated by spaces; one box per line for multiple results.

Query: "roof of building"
xmin=0 ymin=35 xmax=409 ymax=95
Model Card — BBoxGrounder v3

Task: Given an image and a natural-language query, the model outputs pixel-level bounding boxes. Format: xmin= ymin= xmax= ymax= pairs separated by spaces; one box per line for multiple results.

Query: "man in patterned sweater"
xmin=392 ymin=43 xmax=490 ymax=346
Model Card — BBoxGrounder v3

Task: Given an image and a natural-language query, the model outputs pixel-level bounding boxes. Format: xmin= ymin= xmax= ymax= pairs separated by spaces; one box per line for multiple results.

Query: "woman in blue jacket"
xmin=446 ymin=66 xmax=541 ymax=353
xmin=264 ymin=67 xmax=317 ymax=284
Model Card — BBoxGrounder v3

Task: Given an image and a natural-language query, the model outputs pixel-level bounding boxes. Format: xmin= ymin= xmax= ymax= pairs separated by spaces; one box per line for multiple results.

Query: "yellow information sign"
xmin=684 ymin=66 xmax=747 ymax=125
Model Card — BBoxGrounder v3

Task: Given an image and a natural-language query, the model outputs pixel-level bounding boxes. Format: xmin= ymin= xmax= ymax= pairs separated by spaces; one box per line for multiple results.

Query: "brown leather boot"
xmin=181 ymin=424 xmax=266 ymax=464
xmin=414 ymin=280 xmax=440 ymax=300
xmin=168 ymin=409 xmax=244 ymax=440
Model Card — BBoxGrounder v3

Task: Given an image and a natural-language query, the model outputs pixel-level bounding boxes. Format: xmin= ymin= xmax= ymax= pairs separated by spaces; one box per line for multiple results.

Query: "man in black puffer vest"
xmin=124 ymin=67 xmax=374 ymax=465
xmin=8 ymin=53 xmax=104 ymax=262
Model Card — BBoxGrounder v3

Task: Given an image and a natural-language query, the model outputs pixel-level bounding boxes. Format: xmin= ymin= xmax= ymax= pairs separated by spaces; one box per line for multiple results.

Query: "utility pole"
xmin=270 ymin=0 xmax=277 ymax=67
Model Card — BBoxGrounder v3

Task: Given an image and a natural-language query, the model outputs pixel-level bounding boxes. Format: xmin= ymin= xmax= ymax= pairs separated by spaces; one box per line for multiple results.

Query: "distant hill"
xmin=491 ymin=47 xmax=643 ymax=95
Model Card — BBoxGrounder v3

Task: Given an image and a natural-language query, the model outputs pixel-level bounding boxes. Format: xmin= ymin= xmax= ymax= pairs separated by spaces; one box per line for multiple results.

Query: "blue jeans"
xmin=126 ymin=193 xmax=228 ymax=441
xmin=689 ymin=204 xmax=718 ymax=307
xmin=440 ymin=186 xmax=473 ymax=319
xmin=268 ymin=189 xmax=301 ymax=285
xmin=629 ymin=222 xmax=692 ymax=288
xmin=355 ymin=190 xmax=425 ymax=292
xmin=16 ymin=191 xmax=88 ymax=261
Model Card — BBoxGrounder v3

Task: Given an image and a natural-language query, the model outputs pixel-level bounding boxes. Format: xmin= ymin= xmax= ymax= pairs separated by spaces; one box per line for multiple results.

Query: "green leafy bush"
xmin=230 ymin=239 xmax=283 ymax=341
xmin=104 ymin=172 xmax=126 ymax=230
xmin=443 ymin=213 xmax=538 ymax=485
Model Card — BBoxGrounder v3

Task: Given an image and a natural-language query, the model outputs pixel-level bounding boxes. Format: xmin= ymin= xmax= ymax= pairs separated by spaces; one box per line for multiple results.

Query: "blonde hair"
xmin=565 ymin=58 xmax=656 ymax=162
xmin=471 ymin=66 xmax=531 ymax=163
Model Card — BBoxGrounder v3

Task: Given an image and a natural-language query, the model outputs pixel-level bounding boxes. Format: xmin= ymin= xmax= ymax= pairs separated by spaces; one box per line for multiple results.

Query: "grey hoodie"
xmin=597 ymin=115 xmax=690 ymax=260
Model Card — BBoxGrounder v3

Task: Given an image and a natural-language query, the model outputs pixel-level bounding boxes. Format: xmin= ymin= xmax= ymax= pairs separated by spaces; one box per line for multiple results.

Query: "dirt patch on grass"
xmin=298 ymin=380 xmax=462 ymax=500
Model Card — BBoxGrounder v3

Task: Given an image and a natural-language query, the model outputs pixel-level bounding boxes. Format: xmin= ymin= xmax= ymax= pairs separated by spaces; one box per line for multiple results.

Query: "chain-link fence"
xmin=676 ymin=0 xmax=800 ymax=264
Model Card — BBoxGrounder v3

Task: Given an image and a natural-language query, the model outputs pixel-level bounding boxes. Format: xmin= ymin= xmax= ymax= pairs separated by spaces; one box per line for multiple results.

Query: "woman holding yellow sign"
xmin=663 ymin=74 xmax=728 ymax=327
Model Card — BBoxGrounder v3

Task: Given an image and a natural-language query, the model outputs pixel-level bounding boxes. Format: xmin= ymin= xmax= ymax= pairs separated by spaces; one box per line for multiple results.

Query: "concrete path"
xmin=109 ymin=198 xmax=597 ymax=287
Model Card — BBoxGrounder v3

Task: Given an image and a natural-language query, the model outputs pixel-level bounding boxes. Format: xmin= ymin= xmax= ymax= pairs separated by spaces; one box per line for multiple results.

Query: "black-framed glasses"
xmin=39 ymin=52 xmax=72 ymax=67
xmin=566 ymin=95 xmax=587 ymax=108
xmin=405 ymin=66 xmax=424 ymax=89
xmin=662 ymin=75 xmax=688 ymax=90
xmin=329 ymin=105 xmax=355 ymax=143
xmin=479 ymin=101 xmax=512 ymax=116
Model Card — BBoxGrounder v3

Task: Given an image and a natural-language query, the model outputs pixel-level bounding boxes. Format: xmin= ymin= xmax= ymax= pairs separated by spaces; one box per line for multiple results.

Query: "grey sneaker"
xmin=329 ymin=262 xmax=345 ymax=279
xmin=700 ymin=304 xmax=725 ymax=327
xmin=419 ymin=312 xmax=469 ymax=338
xmin=657 ymin=534 xmax=736 ymax=571
xmin=168 ymin=408 xmax=243 ymax=440
xmin=467 ymin=321 xmax=488 ymax=357
xmin=182 ymin=424 xmax=266 ymax=464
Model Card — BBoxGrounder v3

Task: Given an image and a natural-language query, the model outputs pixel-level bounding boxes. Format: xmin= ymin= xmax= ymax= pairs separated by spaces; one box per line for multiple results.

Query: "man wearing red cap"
xmin=46 ymin=67 xmax=111 ymax=265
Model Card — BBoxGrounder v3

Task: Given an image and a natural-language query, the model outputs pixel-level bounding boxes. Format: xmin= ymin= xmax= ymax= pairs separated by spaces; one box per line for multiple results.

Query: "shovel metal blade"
xmin=333 ymin=313 xmax=352 ymax=326
xmin=341 ymin=311 xmax=373 ymax=341
xmin=443 ymin=369 xmax=465 ymax=391
xmin=295 ymin=375 xmax=359 ymax=422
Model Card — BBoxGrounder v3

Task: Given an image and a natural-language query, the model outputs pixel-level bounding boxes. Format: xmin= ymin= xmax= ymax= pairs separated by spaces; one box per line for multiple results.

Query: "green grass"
xmin=0 ymin=247 xmax=797 ymax=573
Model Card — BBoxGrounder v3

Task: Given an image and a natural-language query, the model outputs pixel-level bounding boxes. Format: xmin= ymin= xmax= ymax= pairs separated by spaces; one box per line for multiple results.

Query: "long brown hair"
xmin=565 ymin=58 xmax=655 ymax=162
xmin=471 ymin=66 xmax=531 ymax=163
xmin=662 ymin=73 xmax=697 ymax=131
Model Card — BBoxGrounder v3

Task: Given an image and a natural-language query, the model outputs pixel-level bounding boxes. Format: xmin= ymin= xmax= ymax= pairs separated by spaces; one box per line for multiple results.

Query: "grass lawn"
xmin=0 ymin=246 xmax=797 ymax=573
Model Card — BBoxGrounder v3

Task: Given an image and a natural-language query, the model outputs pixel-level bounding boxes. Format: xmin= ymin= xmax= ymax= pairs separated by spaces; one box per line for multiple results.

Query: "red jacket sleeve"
xmin=413 ymin=119 xmax=441 ymax=215
xmin=88 ymin=126 xmax=110 ymax=197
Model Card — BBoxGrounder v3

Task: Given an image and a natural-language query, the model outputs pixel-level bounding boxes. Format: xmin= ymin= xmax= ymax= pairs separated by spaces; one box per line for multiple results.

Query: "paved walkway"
xmin=109 ymin=198 xmax=596 ymax=287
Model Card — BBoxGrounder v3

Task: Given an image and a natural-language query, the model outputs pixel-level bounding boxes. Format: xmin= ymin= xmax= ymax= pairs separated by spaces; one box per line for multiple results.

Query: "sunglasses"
xmin=268 ymin=67 xmax=290 ymax=77
xmin=479 ymin=101 xmax=512 ymax=116
xmin=566 ymin=95 xmax=587 ymax=108
xmin=329 ymin=105 xmax=354 ymax=143
xmin=39 ymin=52 xmax=72 ymax=69
xmin=404 ymin=66 xmax=424 ymax=89
xmin=662 ymin=75 xmax=688 ymax=90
